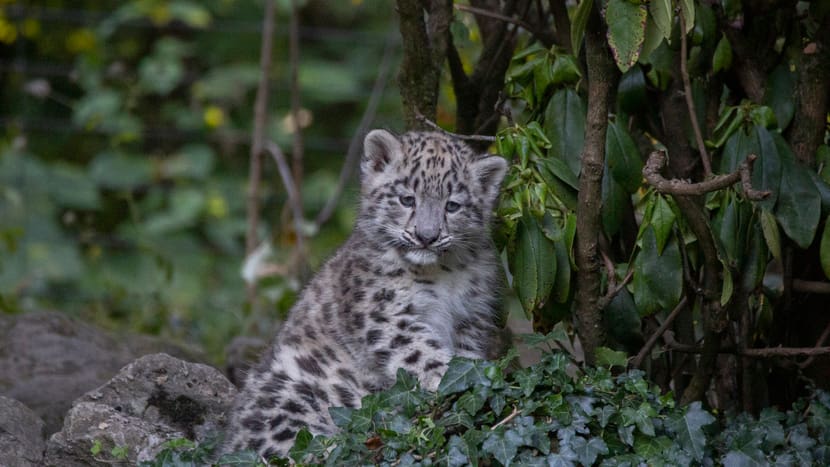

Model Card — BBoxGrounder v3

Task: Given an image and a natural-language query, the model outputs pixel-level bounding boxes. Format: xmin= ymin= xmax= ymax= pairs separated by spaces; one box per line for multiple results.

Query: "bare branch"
xmin=632 ymin=297 xmax=689 ymax=369
xmin=245 ymin=0 xmax=277 ymax=303
xmin=799 ymin=320 xmax=830 ymax=369
xmin=454 ymin=4 xmax=534 ymax=33
xmin=644 ymin=151 xmax=771 ymax=200
xmin=792 ymin=279 xmax=830 ymax=294
xmin=314 ymin=37 xmax=397 ymax=228
xmin=678 ymin=9 xmax=712 ymax=177
xmin=265 ymin=141 xmax=306 ymax=258
xmin=414 ymin=112 xmax=497 ymax=142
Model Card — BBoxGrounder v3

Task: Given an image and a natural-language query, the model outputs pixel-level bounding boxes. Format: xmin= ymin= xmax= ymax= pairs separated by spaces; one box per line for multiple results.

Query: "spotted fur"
xmin=223 ymin=130 xmax=508 ymax=458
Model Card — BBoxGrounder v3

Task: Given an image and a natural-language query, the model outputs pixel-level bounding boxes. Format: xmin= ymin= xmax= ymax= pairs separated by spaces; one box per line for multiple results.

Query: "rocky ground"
xmin=0 ymin=310 xmax=539 ymax=466
xmin=0 ymin=311 xmax=253 ymax=466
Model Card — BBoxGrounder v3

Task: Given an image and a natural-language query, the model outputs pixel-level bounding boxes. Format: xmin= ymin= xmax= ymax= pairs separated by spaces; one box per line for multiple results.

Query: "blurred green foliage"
xmin=0 ymin=0 xmax=403 ymax=360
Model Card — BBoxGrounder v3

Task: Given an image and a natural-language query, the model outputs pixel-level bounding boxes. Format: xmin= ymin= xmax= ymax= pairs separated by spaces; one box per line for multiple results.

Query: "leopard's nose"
xmin=415 ymin=226 xmax=439 ymax=246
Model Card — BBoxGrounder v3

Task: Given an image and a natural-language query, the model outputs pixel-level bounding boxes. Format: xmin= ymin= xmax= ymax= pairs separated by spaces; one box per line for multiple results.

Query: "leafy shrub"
xmin=144 ymin=349 xmax=829 ymax=466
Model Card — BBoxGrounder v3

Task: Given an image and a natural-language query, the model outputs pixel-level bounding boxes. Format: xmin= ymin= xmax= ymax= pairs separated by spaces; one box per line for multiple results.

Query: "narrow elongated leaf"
xmin=602 ymin=164 xmax=628 ymax=237
xmin=764 ymin=64 xmax=796 ymax=130
xmin=606 ymin=119 xmax=644 ymax=193
xmin=617 ymin=65 xmax=647 ymax=114
xmin=649 ymin=0 xmax=673 ymax=41
xmin=633 ymin=226 xmax=682 ymax=316
xmin=651 ymin=194 xmax=676 ymax=254
xmin=544 ymin=89 xmax=586 ymax=177
xmin=511 ymin=214 xmax=557 ymax=312
xmin=680 ymin=0 xmax=695 ymax=33
xmin=713 ymin=34 xmax=733 ymax=73
xmin=821 ymin=219 xmax=830 ymax=280
xmin=760 ymin=209 xmax=782 ymax=259
xmin=606 ymin=0 xmax=648 ymax=72
xmin=751 ymin=126 xmax=781 ymax=211
xmin=775 ymin=156 xmax=821 ymax=248
xmin=571 ymin=0 xmax=593 ymax=58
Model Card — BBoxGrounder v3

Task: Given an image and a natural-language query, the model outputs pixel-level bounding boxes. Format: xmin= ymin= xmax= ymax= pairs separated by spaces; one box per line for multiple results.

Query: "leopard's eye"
xmin=399 ymin=195 xmax=416 ymax=207
xmin=446 ymin=201 xmax=461 ymax=213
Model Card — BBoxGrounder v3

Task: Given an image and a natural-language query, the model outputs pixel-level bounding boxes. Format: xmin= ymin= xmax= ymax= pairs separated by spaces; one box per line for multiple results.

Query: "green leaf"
xmin=775 ymin=155 xmax=821 ymax=249
xmin=48 ymin=163 xmax=101 ymax=210
xmin=651 ymin=194 xmax=676 ymax=254
xmin=606 ymin=0 xmax=648 ymax=72
xmin=550 ymin=55 xmax=582 ymax=86
xmin=668 ymin=402 xmax=715 ymax=462
xmin=511 ymin=214 xmax=557 ymax=312
xmin=601 ymin=164 xmax=627 ymax=237
xmin=161 ymin=144 xmax=216 ymax=180
xmin=680 ymin=0 xmax=695 ymax=33
xmin=820 ymin=218 xmax=830 ymax=280
xmin=713 ymin=34 xmax=733 ymax=73
xmin=595 ymin=347 xmax=628 ymax=368
xmin=750 ymin=126 xmax=782 ymax=211
xmin=438 ymin=358 xmax=491 ymax=396
xmin=760 ymin=206 xmax=782 ymax=260
xmin=143 ymin=188 xmax=205 ymax=234
xmin=606 ymin=119 xmax=644 ymax=193
xmin=603 ymin=288 xmax=643 ymax=352
xmin=482 ymin=428 xmax=523 ymax=467
xmin=763 ymin=64 xmax=796 ymax=130
xmin=617 ymin=65 xmax=647 ymax=114
xmin=633 ymin=226 xmax=682 ymax=316
xmin=540 ymin=157 xmax=579 ymax=190
xmin=89 ymin=151 xmax=154 ymax=190
xmin=648 ymin=0 xmax=673 ymax=41
xmin=541 ymin=214 xmax=572 ymax=303
xmin=544 ymin=89 xmax=586 ymax=177
xmin=571 ymin=436 xmax=609 ymax=466
xmin=571 ymin=0 xmax=593 ymax=58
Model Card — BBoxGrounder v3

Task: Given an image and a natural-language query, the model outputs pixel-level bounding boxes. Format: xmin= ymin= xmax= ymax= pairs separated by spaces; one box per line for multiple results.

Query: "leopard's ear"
xmin=471 ymin=155 xmax=508 ymax=203
xmin=362 ymin=129 xmax=402 ymax=174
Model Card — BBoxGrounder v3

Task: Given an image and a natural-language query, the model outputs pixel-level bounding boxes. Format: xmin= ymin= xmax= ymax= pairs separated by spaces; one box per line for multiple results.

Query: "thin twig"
xmin=289 ymin=0 xmax=304 ymax=210
xmin=632 ymin=297 xmax=689 ymax=368
xmin=799 ymin=320 xmax=830 ymax=369
xmin=265 ymin=141 xmax=306 ymax=258
xmin=414 ymin=112 xmax=497 ymax=142
xmin=678 ymin=8 xmax=712 ymax=177
xmin=245 ymin=0 xmax=277 ymax=303
xmin=454 ymin=4 xmax=535 ymax=34
xmin=644 ymin=151 xmax=771 ymax=200
xmin=314 ymin=36 xmax=397 ymax=228
xmin=491 ymin=406 xmax=520 ymax=430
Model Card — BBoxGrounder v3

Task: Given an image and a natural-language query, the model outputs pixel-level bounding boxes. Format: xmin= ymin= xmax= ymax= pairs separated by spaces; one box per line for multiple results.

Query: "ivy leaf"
xmin=329 ymin=406 xmax=353 ymax=429
xmin=595 ymin=347 xmax=628 ymax=368
xmin=668 ymin=402 xmax=716 ymax=461
xmin=606 ymin=0 xmax=648 ymax=72
xmin=438 ymin=358 xmax=491 ymax=396
xmin=444 ymin=435 xmax=477 ymax=467
xmin=571 ymin=436 xmax=609 ymax=466
xmin=482 ymin=428 xmax=523 ymax=467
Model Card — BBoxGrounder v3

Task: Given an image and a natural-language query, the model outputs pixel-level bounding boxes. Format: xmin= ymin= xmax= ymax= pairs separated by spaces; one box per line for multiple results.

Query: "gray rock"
xmin=0 ymin=311 xmax=203 ymax=434
xmin=0 ymin=396 xmax=46 ymax=467
xmin=44 ymin=353 xmax=236 ymax=466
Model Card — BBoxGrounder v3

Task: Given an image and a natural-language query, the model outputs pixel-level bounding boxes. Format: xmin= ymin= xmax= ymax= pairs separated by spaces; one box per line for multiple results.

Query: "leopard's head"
xmin=358 ymin=129 xmax=507 ymax=266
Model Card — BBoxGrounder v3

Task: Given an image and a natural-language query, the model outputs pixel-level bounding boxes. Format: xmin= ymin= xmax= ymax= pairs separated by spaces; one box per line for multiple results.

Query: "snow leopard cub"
xmin=223 ymin=129 xmax=508 ymax=458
